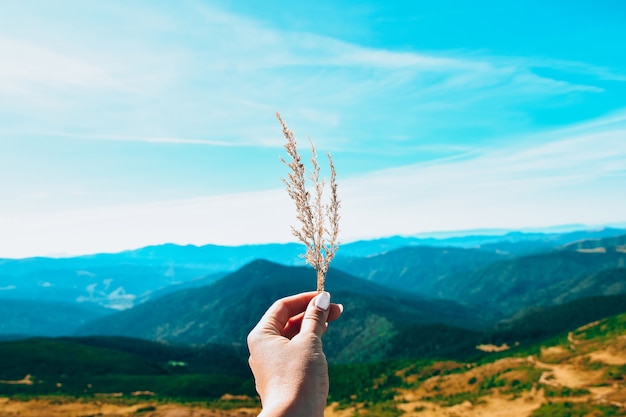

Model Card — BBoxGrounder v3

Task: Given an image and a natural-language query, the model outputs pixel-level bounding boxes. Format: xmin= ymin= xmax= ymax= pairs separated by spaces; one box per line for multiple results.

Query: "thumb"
xmin=300 ymin=291 xmax=331 ymax=337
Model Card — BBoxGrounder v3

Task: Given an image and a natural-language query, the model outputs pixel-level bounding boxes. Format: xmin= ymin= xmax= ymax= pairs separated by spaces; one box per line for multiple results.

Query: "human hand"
xmin=247 ymin=291 xmax=343 ymax=417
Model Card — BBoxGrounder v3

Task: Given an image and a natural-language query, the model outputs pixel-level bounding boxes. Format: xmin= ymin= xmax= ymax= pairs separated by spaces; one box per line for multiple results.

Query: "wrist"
xmin=258 ymin=396 xmax=324 ymax=417
xmin=259 ymin=408 xmax=322 ymax=417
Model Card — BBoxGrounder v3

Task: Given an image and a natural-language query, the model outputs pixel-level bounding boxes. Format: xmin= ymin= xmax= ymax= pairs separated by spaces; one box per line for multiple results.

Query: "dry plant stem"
xmin=277 ymin=113 xmax=340 ymax=292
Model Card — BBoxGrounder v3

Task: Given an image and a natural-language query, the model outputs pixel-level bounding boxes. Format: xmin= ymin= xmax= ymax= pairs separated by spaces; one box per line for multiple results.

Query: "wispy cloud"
xmin=0 ymin=189 xmax=295 ymax=258
xmin=0 ymin=0 xmax=612 ymax=149
xmin=526 ymin=57 xmax=626 ymax=82
xmin=0 ymin=36 xmax=119 ymax=89
xmin=338 ymin=111 xmax=626 ymax=235
xmin=0 ymin=1 xmax=623 ymax=257
xmin=2 ymin=111 xmax=624 ymax=258
xmin=36 ymin=132 xmax=256 ymax=147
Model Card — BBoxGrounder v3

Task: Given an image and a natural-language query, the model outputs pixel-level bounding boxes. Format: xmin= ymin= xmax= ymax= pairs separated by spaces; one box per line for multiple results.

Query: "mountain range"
xmin=1 ymin=227 xmax=623 ymax=310
xmin=77 ymin=260 xmax=485 ymax=363
xmin=0 ymin=227 xmax=625 ymax=364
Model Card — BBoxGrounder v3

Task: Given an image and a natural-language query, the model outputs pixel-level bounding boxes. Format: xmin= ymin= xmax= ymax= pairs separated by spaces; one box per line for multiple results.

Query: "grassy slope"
xmin=0 ymin=311 xmax=624 ymax=416
xmin=327 ymin=312 xmax=626 ymax=416
xmin=0 ymin=337 xmax=253 ymax=400
xmin=430 ymin=249 xmax=626 ymax=317
xmin=332 ymin=245 xmax=508 ymax=293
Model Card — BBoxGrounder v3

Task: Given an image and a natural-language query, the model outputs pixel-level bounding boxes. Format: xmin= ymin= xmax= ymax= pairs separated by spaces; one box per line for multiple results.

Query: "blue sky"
xmin=0 ymin=0 xmax=625 ymax=258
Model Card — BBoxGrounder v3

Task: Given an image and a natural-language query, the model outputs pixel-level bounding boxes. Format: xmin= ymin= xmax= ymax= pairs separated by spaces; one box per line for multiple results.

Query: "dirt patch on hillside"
xmin=387 ymin=329 xmax=626 ymax=416
xmin=587 ymin=349 xmax=626 ymax=365
xmin=476 ymin=343 xmax=510 ymax=352
xmin=0 ymin=374 xmax=33 ymax=385
xmin=576 ymin=248 xmax=607 ymax=253
xmin=534 ymin=360 xmax=605 ymax=388
xmin=325 ymin=402 xmax=359 ymax=417
xmin=397 ymin=391 xmax=543 ymax=417
xmin=540 ymin=345 xmax=569 ymax=361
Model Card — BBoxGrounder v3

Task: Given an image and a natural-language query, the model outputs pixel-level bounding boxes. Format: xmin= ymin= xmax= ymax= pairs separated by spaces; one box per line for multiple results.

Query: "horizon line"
xmin=4 ymin=221 xmax=625 ymax=261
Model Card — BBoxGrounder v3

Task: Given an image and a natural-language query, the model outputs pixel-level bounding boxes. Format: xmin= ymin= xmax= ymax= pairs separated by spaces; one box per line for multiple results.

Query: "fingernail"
xmin=315 ymin=291 xmax=331 ymax=311
xmin=337 ymin=304 xmax=344 ymax=314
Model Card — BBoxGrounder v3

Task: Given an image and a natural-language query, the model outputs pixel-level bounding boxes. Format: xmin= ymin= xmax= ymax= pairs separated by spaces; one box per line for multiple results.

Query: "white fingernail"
xmin=316 ymin=291 xmax=330 ymax=311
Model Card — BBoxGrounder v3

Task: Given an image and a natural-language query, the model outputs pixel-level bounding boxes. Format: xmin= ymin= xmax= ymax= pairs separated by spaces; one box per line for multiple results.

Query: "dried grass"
xmin=277 ymin=112 xmax=340 ymax=292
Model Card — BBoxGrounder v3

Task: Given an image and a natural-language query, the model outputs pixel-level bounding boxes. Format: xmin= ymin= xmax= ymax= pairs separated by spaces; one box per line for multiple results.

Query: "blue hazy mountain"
xmin=0 ymin=226 xmax=624 ymax=343
xmin=0 ymin=299 xmax=112 ymax=337
xmin=1 ymin=227 xmax=623 ymax=312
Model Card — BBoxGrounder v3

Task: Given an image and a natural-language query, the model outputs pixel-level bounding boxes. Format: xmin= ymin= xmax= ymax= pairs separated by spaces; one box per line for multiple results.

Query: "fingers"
xmin=255 ymin=291 xmax=318 ymax=336
xmin=327 ymin=303 xmax=343 ymax=323
xmin=300 ymin=292 xmax=333 ymax=338
xmin=249 ymin=291 xmax=344 ymax=345
xmin=282 ymin=312 xmax=305 ymax=339
xmin=281 ymin=302 xmax=343 ymax=339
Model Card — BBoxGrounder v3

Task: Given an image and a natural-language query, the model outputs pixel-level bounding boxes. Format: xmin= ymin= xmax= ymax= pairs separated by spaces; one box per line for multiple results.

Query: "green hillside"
xmin=332 ymin=245 xmax=508 ymax=294
xmin=76 ymin=253 xmax=626 ymax=364
xmin=0 ymin=337 xmax=253 ymax=400
xmin=551 ymin=267 xmax=626 ymax=304
xmin=78 ymin=260 xmax=487 ymax=363
xmin=0 ymin=338 xmax=163 ymax=380
xmin=490 ymin=293 xmax=626 ymax=347
xmin=336 ymin=293 xmax=626 ymax=364
xmin=63 ymin=336 xmax=250 ymax=377
xmin=0 ymin=308 xmax=624 ymax=415
xmin=326 ymin=311 xmax=626 ymax=415
xmin=428 ymin=249 xmax=626 ymax=316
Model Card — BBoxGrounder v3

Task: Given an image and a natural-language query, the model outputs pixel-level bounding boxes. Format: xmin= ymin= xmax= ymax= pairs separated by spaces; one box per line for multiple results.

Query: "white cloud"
xmin=0 ymin=1 xmax=607 ymax=148
xmin=38 ymin=132 xmax=255 ymax=147
xmin=0 ymin=190 xmax=295 ymax=258
xmin=339 ymin=112 xmax=626 ymax=234
xmin=0 ymin=36 xmax=118 ymax=88
xmin=0 ymin=1 xmax=623 ymax=258
xmin=2 ymin=111 xmax=625 ymax=258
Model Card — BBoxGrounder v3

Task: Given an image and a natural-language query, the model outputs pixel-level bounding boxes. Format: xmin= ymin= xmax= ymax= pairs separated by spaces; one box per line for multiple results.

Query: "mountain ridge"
xmin=77 ymin=260 xmax=489 ymax=362
xmin=1 ymin=227 xmax=624 ymax=313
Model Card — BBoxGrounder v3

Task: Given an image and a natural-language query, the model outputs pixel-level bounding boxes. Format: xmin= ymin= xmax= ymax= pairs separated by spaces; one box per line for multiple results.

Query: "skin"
xmin=247 ymin=291 xmax=343 ymax=417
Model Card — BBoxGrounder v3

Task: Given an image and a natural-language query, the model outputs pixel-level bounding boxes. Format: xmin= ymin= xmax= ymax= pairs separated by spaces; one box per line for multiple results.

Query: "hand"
xmin=247 ymin=291 xmax=343 ymax=417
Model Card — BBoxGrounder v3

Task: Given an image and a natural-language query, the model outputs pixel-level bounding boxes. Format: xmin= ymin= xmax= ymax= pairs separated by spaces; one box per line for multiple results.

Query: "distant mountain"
xmin=549 ymin=267 xmax=626 ymax=304
xmin=118 ymin=242 xmax=305 ymax=270
xmin=328 ymin=227 xmax=626 ymax=257
xmin=77 ymin=260 xmax=488 ymax=363
xmin=427 ymin=249 xmax=626 ymax=316
xmin=332 ymin=246 xmax=508 ymax=294
xmin=0 ymin=242 xmax=305 ymax=310
xmin=0 ymin=264 xmax=217 ymax=310
xmin=419 ymin=227 xmax=626 ymax=255
xmin=559 ymin=233 xmax=626 ymax=252
xmin=2 ymin=227 xmax=623 ymax=311
xmin=0 ymin=300 xmax=112 ymax=337
xmin=136 ymin=271 xmax=228 ymax=304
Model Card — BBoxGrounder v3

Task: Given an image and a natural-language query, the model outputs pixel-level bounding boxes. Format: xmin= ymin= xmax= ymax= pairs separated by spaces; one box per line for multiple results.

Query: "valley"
xmin=0 ymin=227 xmax=625 ymax=415
xmin=0 ymin=312 xmax=624 ymax=416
